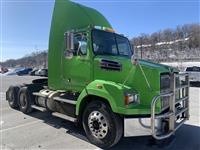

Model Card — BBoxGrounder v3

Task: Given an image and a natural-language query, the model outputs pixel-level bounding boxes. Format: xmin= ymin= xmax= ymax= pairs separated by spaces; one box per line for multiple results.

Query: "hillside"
xmin=1 ymin=51 xmax=48 ymax=68
xmin=1 ymin=23 xmax=199 ymax=68
xmin=131 ymin=23 xmax=200 ymax=62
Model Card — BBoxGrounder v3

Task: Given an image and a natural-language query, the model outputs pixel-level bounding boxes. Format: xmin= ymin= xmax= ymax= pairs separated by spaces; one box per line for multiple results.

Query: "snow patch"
xmin=136 ymin=37 xmax=190 ymax=48
xmin=161 ymin=61 xmax=200 ymax=71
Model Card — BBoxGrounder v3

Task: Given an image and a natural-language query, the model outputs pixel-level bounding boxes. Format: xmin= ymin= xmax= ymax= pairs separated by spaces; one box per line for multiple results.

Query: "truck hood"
xmin=93 ymin=55 xmax=179 ymax=110
xmin=95 ymin=55 xmax=178 ymax=74
xmin=138 ymin=59 xmax=179 ymax=73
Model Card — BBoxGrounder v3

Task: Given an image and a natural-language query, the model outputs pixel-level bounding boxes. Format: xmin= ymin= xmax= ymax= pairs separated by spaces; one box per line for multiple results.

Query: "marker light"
xmin=94 ymin=26 xmax=102 ymax=30
xmin=124 ymin=93 xmax=139 ymax=105
xmin=103 ymin=27 xmax=115 ymax=33
xmin=94 ymin=26 xmax=115 ymax=33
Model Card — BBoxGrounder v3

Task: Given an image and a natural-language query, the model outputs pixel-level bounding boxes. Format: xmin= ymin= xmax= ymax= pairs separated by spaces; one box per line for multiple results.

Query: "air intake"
xmin=100 ymin=59 xmax=122 ymax=71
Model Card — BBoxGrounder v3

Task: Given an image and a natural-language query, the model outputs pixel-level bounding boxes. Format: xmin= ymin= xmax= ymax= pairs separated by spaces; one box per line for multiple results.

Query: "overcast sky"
xmin=1 ymin=0 xmax=199 ymax=61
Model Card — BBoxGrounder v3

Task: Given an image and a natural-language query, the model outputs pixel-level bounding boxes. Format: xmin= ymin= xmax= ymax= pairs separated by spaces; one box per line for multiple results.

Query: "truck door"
xmin=62 ymin=32 xmax=92 ymax=91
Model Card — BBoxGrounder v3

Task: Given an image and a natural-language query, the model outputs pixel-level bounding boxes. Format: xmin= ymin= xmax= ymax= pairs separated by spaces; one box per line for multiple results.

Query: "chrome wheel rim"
xmin=88 ymin=111 xmax=108 ymax=139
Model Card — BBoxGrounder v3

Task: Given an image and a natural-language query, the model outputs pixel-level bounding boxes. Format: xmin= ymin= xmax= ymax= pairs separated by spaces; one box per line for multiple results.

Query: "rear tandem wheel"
xmin=18 ymin=87 xmax=33 ymax=114
xmin=6 ymin=85 xmax=21 ymax=108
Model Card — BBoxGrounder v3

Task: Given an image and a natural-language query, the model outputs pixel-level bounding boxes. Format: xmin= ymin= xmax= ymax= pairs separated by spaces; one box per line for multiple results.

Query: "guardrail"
xmin=151 ymin=73 xmax=189 ymax=140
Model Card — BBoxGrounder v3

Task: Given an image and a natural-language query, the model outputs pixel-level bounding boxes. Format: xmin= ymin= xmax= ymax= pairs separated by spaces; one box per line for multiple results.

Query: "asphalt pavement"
xmin=0 ymin=76 xmax=199 ymax=150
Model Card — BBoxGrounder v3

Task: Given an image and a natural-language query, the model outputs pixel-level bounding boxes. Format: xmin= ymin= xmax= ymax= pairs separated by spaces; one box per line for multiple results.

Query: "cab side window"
xmin=73 ymin=33 xmax=87 ymax=56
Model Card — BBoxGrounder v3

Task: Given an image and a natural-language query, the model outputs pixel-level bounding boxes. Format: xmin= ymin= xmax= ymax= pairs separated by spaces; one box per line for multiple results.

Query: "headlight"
xmin=124 ymin=93 xmax=140 ymax=105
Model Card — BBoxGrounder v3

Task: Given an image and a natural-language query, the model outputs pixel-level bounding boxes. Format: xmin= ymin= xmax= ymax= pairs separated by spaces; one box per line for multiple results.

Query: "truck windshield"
xmin=92 ymin=29 xmax=132 ymax=57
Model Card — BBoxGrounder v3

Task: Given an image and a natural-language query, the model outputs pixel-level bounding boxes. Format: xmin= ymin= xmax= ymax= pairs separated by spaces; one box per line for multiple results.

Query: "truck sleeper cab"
xmin=6 ymin=0 xmax=190 ymax=149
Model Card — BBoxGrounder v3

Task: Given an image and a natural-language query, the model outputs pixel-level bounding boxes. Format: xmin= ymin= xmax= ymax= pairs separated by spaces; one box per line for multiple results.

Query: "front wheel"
xmin=82 ymin=100 xmax=123 ymax=149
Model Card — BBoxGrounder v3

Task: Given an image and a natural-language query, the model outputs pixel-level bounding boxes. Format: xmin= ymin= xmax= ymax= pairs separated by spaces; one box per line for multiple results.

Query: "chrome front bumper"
xmin=151 ymin=73 xmax=189 ymax=140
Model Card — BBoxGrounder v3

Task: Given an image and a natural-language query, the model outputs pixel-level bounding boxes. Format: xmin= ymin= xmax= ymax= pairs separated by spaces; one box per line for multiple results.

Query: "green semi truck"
xmin=6 ymin=0 xmax=190 ymax=148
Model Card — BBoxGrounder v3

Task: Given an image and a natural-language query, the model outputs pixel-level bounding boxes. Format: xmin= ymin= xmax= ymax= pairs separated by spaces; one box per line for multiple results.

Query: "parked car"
xmin=185 ymin=66 xmax=200 ymax=83
xmin=29 ymin=68 xmax=39 ymax=76
xmin=0 ymin=67 xmax=8 ymax=74
xmin=35 ymin=69 xmax=48 ymax=77
xmin=4 ymin=67 xmax=25 ymax=76
xmin=17 ymin=68 xmax=33 ymax=76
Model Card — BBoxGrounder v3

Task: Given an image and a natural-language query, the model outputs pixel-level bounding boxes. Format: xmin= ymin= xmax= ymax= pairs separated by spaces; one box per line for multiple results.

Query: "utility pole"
xmin=140 ymin=37 xmax=143 ymax=59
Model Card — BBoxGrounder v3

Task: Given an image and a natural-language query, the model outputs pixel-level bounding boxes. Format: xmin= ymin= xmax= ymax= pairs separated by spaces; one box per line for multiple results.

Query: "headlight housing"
xmin=124 ymin=93 xmax=140 ymax=105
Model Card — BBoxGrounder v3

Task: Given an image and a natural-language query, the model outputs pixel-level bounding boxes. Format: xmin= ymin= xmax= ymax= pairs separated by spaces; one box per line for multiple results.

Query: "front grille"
xmin=161 ymin=96 xmax=170 ymax=111
xmin=152 ymin=73 xmax=189 ymax=140
xmin=160 ymin=74 xmax=170 ymax=90
xmin=160 ymin=74 xmax=171 ymax=111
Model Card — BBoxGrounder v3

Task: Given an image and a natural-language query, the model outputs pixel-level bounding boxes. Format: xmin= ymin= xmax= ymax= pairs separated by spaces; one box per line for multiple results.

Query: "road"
xmin=0 ymin=76 xmax=200 ymax=150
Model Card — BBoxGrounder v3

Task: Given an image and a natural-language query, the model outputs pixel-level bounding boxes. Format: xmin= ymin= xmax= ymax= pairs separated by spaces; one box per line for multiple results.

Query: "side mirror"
xmin=77 ymin=41 xmax=87 ymax=55
xmin=65 ymin=32 xmax=74 ymax=51
xmin=64 ymin=50 xmax=73 ymax=59
xmin=131 ymin=55 xmax=138 ymax=65
xmin=64 ymin=32 xmax=74 ymax=59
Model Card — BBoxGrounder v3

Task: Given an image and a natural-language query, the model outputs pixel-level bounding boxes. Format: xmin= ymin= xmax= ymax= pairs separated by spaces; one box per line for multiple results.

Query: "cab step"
xmin=53 ymin=96 xmax=77 ymax=105
xmin=31 ymin=105 xmax=47 ymax=112
xmin=52 ymin=112 xmax=77 ymax=122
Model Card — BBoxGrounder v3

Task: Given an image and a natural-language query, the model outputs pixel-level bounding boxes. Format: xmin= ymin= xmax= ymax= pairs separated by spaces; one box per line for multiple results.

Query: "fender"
xmin=76 ymin=80 xmax=130 ymax=115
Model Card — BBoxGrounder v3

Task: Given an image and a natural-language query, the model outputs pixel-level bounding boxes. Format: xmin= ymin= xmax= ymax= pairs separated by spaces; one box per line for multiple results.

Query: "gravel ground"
xmin=0 ymin=76 xmax=199 ymax=150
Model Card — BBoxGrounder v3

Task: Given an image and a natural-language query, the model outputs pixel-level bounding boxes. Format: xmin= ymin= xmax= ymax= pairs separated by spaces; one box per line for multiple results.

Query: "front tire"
xmin=82 ymin=100 xmax=123 ymax=149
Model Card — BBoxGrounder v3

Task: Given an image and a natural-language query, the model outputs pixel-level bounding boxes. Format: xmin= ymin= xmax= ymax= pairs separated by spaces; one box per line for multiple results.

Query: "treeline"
xmin=1 ymin=51 xmax=48 ymax=68
xmin=1 ymin=23 xmax=199 ymax=68
xmin=132 ymin=23 xmax=200 ymax=48
xmin=131 ymin=23 xmax=200 ymax=61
